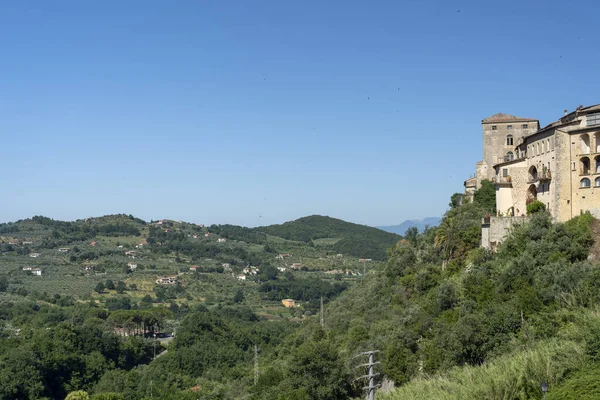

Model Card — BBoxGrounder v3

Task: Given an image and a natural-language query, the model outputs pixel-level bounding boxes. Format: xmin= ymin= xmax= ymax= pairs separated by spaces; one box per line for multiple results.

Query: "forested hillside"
xmin=7 ymin=186 xmax=600 ymax=399
xmin=255 ymin=215 xmax=402 ymax=260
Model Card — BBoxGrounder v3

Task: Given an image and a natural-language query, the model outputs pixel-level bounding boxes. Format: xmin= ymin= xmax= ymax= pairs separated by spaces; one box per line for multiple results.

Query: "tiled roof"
xmin=482 ymin=113 xmax=538 ymax=123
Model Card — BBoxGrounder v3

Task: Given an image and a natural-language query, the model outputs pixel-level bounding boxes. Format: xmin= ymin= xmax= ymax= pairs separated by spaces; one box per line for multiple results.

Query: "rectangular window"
xmin=522 ymin=124 xmax=529 ymax=129
xmin=492 ymin=125 xmax=497 ymax=130
xmin=503 ymin=168 xmax=508 ymax=177
xmin=507 ymin=125 xmax=513 ymax=130
xmin=587 ymin=113 xmax=600 ymax=127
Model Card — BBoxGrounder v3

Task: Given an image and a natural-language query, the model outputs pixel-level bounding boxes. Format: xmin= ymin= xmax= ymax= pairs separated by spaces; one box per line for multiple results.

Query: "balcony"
xmin=492 ymin=176 xmax=512 ymax=186
xmin=538 ymin=170 xmax=552 ymax=181
xmin=528 ymin=170 xmax=551 ymax=184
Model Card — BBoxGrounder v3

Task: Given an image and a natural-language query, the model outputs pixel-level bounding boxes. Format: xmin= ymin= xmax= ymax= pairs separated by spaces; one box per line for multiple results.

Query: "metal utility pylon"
xmin=320 ymin=296 xmax=324 ymax=328
xmin=356 ymin=350 xmax=380 ymax=400
xmin=254 ymin=344 xmax=259 ymax=385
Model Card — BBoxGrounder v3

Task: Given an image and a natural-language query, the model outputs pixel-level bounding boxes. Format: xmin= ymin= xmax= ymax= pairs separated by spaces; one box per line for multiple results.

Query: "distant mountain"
xmin=377 ymin=217 xmax=441 ymax=236
xmin=255 ymin=215 xmax=402 ymax=261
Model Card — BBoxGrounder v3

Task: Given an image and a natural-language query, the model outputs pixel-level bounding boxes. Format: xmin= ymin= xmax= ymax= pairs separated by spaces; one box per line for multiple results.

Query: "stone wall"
xmin=481 ymin=216 xmax=529 ymax=250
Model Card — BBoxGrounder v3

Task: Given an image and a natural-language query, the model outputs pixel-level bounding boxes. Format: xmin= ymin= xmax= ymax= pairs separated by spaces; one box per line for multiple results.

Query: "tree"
xmin=0 ymin=275 xmax=8 ymax=292
xmin=66 ymin=391 xmax=90 ymax=400
xmin=105 ymin=280 xmax=115 ymax=290
xmin=284 ymin=337 xmax=353 ymax=400
xmin=405 ymin=227 xmax=419 ymax=245
xmin=94 ymin=282 xmax=105 ymax=294
xmin=233 ymin=289 xmax=245 ymax=303
xmin=449 ymin=193 xmax=464 ymax=208
xmin=526 ymin=200 xmax=546 ymax=215
xmin=434 ymin=217 xmax=459 ymax=267
xmin=473 ymin=179 xmax=496 ymax=213
xmin=115 ymin=281 xmax=126 ymax=294
xmin=129 ymin=283 xmax=137 ymax=291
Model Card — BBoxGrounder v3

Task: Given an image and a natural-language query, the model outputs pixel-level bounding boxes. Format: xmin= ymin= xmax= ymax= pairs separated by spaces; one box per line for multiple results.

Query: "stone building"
xmin=466 ymin=104 xmax=600 ymax=248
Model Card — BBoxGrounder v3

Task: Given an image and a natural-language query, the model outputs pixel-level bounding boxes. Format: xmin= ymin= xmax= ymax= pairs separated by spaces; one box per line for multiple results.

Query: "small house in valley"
xmin=156 ymin=276 xmax=177 ymax=285
xmin=282 ymin=299 xmax=296 ymax=308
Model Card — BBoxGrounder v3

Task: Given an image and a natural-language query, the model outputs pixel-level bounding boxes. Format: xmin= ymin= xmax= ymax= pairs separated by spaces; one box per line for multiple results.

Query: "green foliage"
xmin=233 ymin=289 xmax=245 ymax=303
xmin=449 ymin=193 xmax=463 ymax=209
xmin=473 ymin=179 xmax=496 ymax=213
xmin=66 ymin=391 xmax=90 ymax=400
xmin=90 ymin=393 xmax=125 ymax=400
xmin=256 ymin=215 xmax=401 ymax=260
xmin=382 ymin=339 xmax=586 ymax=400
xmin=547 ymin=364 xmax=600 ymax=400
xmin=526 ymin=199 xmax=546 ymax=215
xmin=94 ymin=282 xmax=105 ymax=294
xmin=280 ymin=336 xmax=354 ymax=400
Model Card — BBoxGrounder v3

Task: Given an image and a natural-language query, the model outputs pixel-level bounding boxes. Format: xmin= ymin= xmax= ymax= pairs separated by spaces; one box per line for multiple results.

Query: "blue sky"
xmin=2 ymin=0 xmax=599 ymax=227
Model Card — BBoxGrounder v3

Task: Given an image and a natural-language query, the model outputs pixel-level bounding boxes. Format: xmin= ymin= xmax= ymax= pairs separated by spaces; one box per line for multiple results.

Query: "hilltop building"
xmin=465 ymin=104 xmax=600 ymax=248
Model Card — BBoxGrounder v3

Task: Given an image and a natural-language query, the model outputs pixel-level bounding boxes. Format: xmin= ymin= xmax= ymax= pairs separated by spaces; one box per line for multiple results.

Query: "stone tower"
xmin=478 ymin=113 xmax=540 ymax=184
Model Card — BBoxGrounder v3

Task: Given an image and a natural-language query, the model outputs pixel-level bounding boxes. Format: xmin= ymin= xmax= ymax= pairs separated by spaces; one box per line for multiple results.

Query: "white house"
xmin=29 ymin=253 xmax=40 ymax=258
xmin=237 ymin=274 xmax=246 ymax=281
xmin=127 ymin=262 xmax=138 ymax=270
xmin=31 ymin=268 xmax=42 ymax=276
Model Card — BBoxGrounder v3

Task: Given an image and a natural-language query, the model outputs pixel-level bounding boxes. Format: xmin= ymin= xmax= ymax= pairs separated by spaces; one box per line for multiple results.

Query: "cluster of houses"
xmin=275 ymin=253 xmax=293 ymax=260
xmin=156 ymin=276 xmax=178 ymax=285
xmin=7 ymin=239 xmax=33 ymax=246
xmin=236 ymin=266 xmax=260 ymax=281
xmin=22 ymin=267 xmax=42 ymax=276
xmin=325 ymin=269 xmax=360 ymax=276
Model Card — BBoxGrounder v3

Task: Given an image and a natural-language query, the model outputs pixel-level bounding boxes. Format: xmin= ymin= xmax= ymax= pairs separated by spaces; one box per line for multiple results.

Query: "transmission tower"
xmin=320 ymin=296 xmax=324 ymax=328
xmin=356 ymin=350 xmax=380 ymax=400
xmin=254 ymin=344 xmax=259 ymax=385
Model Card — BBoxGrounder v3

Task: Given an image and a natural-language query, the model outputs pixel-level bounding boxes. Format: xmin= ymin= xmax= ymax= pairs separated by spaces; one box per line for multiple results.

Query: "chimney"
xmin=564 ymin=109 xmax=568 ymax=116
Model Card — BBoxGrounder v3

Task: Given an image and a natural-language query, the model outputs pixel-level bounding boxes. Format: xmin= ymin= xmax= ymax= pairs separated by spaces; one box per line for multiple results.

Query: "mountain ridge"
xmin=377 ymin=217 xmax=441 ymax=235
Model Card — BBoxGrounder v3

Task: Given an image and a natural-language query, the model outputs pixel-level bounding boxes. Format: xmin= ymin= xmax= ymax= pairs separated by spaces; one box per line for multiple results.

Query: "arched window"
xmin=595 ymin=156 xmax=600 ymax=173
xmin=595 ymin=177 xmax=600 ymax=187
xmin=506 ymin=151 xmax=514 ymax=161
xmin=528 ymin=166 xmax=538 ymax=183
xmin=507 ymin=135 xmax=514 ymax=146
xmin=581 ymin=157 xmax=591 ymax=175
xmin=527 ymin=184 xmax=537 ymax=203
xmin=596 ymin=132 xmax=600 ymax=153
xmin=542 ymin=141 xmax=545 ymax=153
xmin=547 ymin=139 xmax=551 ymax=152
xmin=581 ymin=178 xmax=591 ymax=188
xmin=537 ymin=143 xmax=540 ymax=155
xmin=581 ymin=134 xmax=590 ymax=154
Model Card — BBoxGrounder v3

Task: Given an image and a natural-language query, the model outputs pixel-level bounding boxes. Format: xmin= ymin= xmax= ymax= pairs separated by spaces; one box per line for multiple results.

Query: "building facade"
xmin=466 ymin=105 xmax=600 ymax=247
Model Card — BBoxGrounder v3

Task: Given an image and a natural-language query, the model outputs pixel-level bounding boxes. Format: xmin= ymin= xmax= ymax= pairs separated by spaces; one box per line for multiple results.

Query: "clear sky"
xmin=2 ymin=0 xmax=599 ymax=227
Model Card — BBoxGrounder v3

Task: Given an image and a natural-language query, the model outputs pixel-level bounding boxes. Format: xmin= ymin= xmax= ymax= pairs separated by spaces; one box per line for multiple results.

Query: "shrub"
xmin=527 ymin=200 xmax=546 ymax=215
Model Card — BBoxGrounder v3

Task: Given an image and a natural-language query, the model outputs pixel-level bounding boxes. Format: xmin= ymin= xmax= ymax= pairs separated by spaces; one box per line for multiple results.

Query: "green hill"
xmin=255 ymin=215 xmax=402 ymax=261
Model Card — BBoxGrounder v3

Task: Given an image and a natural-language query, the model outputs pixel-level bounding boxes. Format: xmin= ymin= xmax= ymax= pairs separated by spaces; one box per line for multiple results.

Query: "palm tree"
xmin=434 ymin=217 xmax=458 ymax=269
